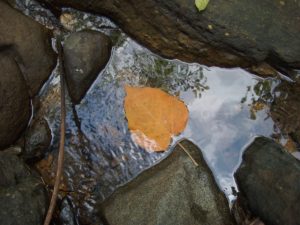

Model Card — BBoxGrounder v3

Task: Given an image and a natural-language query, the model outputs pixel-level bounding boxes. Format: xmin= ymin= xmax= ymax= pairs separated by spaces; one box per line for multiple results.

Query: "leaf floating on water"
xmin=124 ymin=86 xmax=189 ymax=152
xmin=195 ymin=0 xmax=210 ymax=11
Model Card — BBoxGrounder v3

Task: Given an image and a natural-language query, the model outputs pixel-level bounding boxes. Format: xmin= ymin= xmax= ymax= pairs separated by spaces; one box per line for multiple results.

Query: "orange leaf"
xmin=124 ymin=85 xmax=189 ymax=152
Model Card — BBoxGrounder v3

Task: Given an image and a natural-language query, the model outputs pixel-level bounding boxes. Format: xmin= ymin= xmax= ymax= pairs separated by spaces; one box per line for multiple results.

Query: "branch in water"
xmin=43 ymin=37 xmax=66 ymax=225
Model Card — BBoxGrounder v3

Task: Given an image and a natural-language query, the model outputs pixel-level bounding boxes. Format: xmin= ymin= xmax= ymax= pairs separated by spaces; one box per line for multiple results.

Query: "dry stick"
xmin=43 ymin=38 xmax=66 ymax=225
xmin=178 ymin=142 xmax=199 ymax=167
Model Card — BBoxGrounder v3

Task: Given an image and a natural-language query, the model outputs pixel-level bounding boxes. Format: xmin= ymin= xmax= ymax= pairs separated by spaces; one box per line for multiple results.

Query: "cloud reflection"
xmin=181 ymin=67 xmax=275 ymax=190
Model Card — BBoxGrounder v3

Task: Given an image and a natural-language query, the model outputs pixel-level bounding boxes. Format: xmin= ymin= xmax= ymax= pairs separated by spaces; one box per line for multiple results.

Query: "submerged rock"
xmin=99 ymin=140 xmax=235 ymax=225
xmin=235 ymin=137 xmax=300 ymax=225
xmin=63 ymin=30 xmax=112 ymax=104
xmin=0 ymin=150 xmax=47 ymax=225
xmin=0 ymin=54 xmax=31 ymax=150
xmin=271 ymin=77 xmax=300 ymax=144
xmin=0 ymin=1 xmax=56 ymax=96
xmin=38 ymin=0 xmax=299 ymax=70
xmin=24 ymin=118 xmax=52 ymax=160
xmin=59 ymin=197 xmax=79 ymax=225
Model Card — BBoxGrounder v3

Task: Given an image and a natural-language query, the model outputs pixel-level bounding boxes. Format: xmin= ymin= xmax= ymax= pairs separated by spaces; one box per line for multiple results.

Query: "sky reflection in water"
xmin=83 ymin=36 xmax=277 ymax=196
xmin=181 ymin=68 xmax=275 ymax=195
xmin=21 ymin=4 xmax=281 ymax=216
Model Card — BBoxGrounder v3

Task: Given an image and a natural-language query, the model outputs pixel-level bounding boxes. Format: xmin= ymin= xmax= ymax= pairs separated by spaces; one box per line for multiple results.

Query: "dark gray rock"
xmin=99 ymin=140 xmax=236 ymax=225
xmin=235 ymin=137 xmax=300 ymax=225
xmin=0 ymin=1 xmax=56 ymax=96
xmin=24 ymin=118 xmax=52 ymax=160
xmin=0 ymin=53 xmax=31 ymax=150
xmin=63 ymin=30 xmax=112 ymax=104
xmin=38 ymin=0 xmax=299 ymax=71
xmin=0 ymin=150 xmax=48 ymax=225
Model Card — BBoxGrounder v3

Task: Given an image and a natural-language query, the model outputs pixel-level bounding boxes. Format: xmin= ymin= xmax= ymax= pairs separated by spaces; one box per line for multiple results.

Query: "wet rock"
xmin=0 ymin=150 xmax=47 ymax=225
xmin=0 ymin=54 xmax=31 ymax=150
xmin=24 ymin=118 xmax=52 ymax=160
xmin=39 ymin=0 xmax=299 ymax=70
xmin=99 ymin=140 xmax=236 ymax=225
xmin=0 ymin=1 xmax=56 ymax=96
xmin=63 ymin=30 xmax=112 ymax=104
xmin=232 ymin=195 xmax=266 ymax=225
xmin=59 ymin=197 xmax=79 ymax=225
xmin=235 ymin=137 xmax=300 ymax=225
xmin=270 ymin=77 xmax=300 ymax=144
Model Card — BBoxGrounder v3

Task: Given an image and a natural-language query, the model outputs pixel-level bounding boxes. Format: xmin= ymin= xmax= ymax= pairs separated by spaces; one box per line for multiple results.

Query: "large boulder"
xmin=0 ymin=149 xmax=48 ymax=225
xmin=235 ymin=137 xmax=300 ymax=225
xmin=99 ymin=140 xmax=236 ymax=225
xmin=39 ymin=0 xmax=299 ymax=70
xmin=63 ymin=30 xmax=112 ymax=104
xmin=0 ymin=53 xmax=31 ymax=150
xmin=0 ymin=1 xmax=56 ymax=96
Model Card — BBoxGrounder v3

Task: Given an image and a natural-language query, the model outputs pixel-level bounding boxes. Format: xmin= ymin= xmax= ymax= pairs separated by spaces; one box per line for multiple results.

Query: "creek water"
xmin=16 ymin=0 xmax=294 ymax=222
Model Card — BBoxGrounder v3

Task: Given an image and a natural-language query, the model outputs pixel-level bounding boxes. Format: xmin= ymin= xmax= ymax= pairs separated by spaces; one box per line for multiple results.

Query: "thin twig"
xmin=178 ymin=142 xmax=199 ymax=167
xmin=43 ymin=38 xmax=66 ymax=225
xmin=249 ymin=218 xmax=263 ymax=225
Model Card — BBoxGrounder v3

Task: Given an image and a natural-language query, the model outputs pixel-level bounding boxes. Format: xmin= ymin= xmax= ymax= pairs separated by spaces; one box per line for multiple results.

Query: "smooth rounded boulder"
xmin=63 ymin=30 xmax=112 ymax=104
xmin=0 ymin=54 xmax=31 ymax=150
xmin=235 ymin=137 xmax=300 ymax=225
xmin=0 ymin=149 xmax=48 ymax=225
xmin=99 ymin=140 xmax=236 ymax=225
xmin=0 ymin=1 xmax=56 ymax=96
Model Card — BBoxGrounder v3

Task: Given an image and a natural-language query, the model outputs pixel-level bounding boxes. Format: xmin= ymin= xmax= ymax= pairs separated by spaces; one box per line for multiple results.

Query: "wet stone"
xmin=11 ymin=3 xmax=292 ymax=223
xmin=63 ymin=30 xmax=112 ymax=104
xmin=38 ymin=0 xmax=300 ymax=71
xmin=0 ymin=1 xmax=56 ymax=96
xmin=24 ymin=118 xmax=52 ymax=160
xmin=0 ymin=53 xmax=31 ymax=150
xmin=99 ymin=140 xmax=236 ymax=225
xmin=0 ymin=149 xmax=47 ymax=225
xmin=235 ymin=137 xmax=300 ymax=225
xmin=59 ymin=197 xmax=79 ymax=225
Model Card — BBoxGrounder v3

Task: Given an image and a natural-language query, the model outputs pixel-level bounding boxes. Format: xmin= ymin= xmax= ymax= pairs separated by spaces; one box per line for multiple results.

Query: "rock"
xmin=234 ymin=137 xmax=300 ymax=225
xmin=24 ymin=118 xmax=52 ymax=160
xmin=232 ymin=195 xmax=266 ymax=225
xmin=270 ymin=77 xmax=300 ymax=144
xmin=0 ymin=53 xmax=31 ymax=150
xmin=0 ymin=1 xmax=56 ymax=96
xmin=38 ymin=0 xmax=300 ymax=71
xmin=0 ymin=150 xmax=48 ymax=225
xmin=63 ymin=30 xmax=112 ymax=104
xmin=99 ymin=140 xmax=236 ymax=225
xmin=59 ymin=197 xmax=79 ymax=225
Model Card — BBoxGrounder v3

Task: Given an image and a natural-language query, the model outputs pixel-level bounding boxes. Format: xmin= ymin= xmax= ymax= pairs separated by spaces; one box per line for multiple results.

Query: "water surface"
xmin=15 ymin=1 xmax=289 ymax=221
